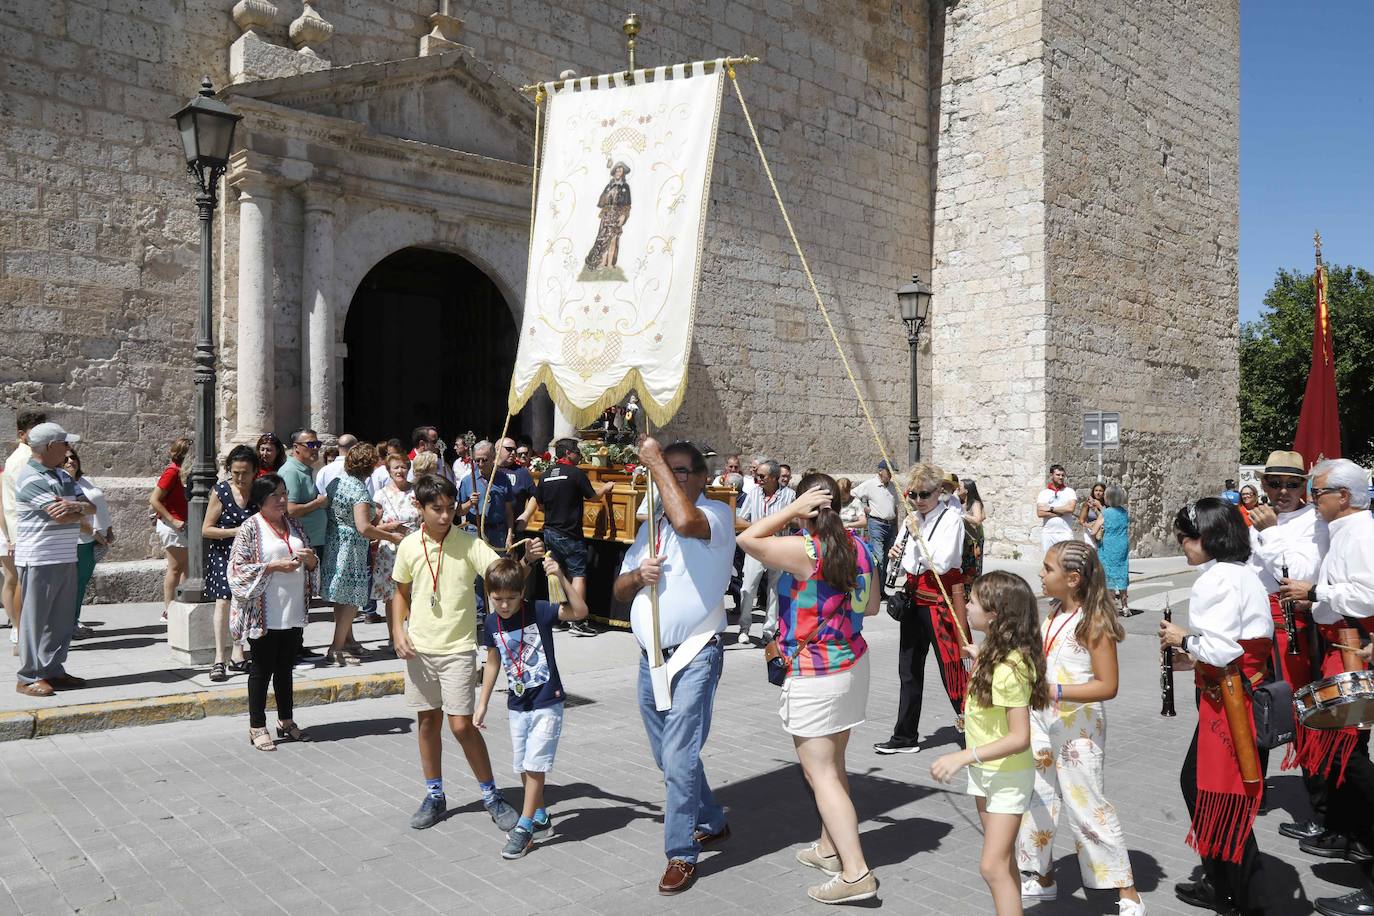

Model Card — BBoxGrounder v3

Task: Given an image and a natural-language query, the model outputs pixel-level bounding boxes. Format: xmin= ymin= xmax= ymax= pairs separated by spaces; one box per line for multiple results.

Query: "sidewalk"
xmin=0 ymin=556 xmax=1197 ymax=738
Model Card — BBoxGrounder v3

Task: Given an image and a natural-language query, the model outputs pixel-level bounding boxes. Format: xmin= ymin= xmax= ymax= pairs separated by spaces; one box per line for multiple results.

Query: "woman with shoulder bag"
xmin=738 ymin=473 xmax=880 ymax=906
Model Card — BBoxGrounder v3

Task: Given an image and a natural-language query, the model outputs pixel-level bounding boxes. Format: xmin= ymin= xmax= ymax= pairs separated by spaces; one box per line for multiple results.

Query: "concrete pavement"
xmin=0 ymin=562 xmax=1353 ymax=915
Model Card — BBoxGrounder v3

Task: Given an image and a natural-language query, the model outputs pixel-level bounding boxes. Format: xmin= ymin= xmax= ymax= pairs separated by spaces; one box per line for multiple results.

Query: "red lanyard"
xmin=262 ymin=516 xmax=294 ymax=557
xmin=421 ymin=527 xmax=445 ymax=597
xmin=1044 ymin=608 xmax=1079 ymax=657
xmin=495 ymin=609 xmax=527 ymax=682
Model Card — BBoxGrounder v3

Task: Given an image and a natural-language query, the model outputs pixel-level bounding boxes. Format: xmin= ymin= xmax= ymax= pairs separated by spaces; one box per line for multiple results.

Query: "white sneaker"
xmin=9 ymin=629 xmax=16 ymax=645
xmin=1021 ymin=876 xmax=1057 ymax=900
xmin=1118 ymin=898 xmax=1146 ymax=916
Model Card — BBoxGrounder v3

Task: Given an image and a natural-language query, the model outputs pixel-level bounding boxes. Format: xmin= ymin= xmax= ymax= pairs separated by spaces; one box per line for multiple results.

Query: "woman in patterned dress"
xmin=321 ymin=444 xmax=404 ymax=666
xmin=202 ymin=445 xmax=259 ymax=681
xmin=371 ymin=452 xmax=421 ymax=606
xmin=1017 ymin=540 xmax=1142 ymax=914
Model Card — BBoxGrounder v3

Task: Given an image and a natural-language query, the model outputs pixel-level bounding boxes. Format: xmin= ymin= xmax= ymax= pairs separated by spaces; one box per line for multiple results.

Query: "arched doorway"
xmin=343 ymin=247 xmax=526 ymax=446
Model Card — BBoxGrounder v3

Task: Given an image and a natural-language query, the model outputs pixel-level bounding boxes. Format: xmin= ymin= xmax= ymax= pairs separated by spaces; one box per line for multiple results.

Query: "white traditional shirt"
xmin=1312 ymin=511 xmax=1374 ymax=624
xmin=1246 ymin=502 xmax=1328 ymax=594
xmin=619 ymin=494 xmax=735 ymax=650
xmin=1186 ymin=560 xmax=1273 ymax=667
xmin=900 ymin=503 xmax=964 ymax=577
xmin=1038 ymin=485 xmax=1077 ymax=549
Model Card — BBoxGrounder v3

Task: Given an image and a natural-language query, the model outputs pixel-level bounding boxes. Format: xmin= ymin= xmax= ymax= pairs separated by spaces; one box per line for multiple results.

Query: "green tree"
xmin=1240 ymin=264 xmax=1374 ymax=465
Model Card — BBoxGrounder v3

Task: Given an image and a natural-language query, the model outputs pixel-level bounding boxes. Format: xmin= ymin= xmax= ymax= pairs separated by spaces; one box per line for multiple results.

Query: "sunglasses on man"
xmin=1261 ymin=477 xmax=1303 ymax=490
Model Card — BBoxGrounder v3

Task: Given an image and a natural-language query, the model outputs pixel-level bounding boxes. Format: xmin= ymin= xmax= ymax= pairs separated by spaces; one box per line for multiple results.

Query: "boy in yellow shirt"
xmin=390 ymin=475 xmax=542 ymax=831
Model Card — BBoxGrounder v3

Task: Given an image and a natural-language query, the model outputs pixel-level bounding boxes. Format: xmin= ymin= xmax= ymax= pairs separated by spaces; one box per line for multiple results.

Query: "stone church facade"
xmin=0 ymin=0 xmax=1238 ymax=597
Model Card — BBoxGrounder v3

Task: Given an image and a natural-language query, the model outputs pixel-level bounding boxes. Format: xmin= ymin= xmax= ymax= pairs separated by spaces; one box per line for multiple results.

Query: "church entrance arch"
xmin=342 ymin=246 xmax=526 ymax=447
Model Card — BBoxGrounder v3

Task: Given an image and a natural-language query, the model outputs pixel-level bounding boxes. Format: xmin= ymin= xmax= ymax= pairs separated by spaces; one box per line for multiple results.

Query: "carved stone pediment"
xmin=226 ymin=49 xmax=533 ymax=164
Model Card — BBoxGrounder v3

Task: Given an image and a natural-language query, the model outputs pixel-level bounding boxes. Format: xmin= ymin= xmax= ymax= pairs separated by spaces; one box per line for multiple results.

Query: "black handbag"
xmin=885 ymin=585 xmax=912 ymax=622
xmin=1250 ymin=642 xmax=1296 ymax=750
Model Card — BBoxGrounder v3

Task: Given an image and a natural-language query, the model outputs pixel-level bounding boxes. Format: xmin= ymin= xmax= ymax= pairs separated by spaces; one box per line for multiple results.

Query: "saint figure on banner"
xmin=582 ymin=160 xmax=632 ymax=279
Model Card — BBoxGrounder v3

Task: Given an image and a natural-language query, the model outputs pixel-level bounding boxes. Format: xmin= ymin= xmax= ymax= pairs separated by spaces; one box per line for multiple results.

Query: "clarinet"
xmin=885 ymin=525 xmax=911 ymax=594
xmin=1161 ymin=602 xmax=1177 ymax=717
xmin=1281 ymin=562 xmax=1300 ymax=656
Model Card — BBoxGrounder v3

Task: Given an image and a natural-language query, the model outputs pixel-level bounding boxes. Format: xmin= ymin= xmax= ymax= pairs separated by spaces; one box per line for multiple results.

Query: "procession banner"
xmin=509 ymin=59 xmax=726 ymax=428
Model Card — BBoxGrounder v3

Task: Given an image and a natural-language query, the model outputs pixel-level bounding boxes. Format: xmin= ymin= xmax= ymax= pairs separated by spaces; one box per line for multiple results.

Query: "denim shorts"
xmin=510 ymin=703 xmax=564 ymax=774
xmin=541 ymin=528 xmax=588 ymax=579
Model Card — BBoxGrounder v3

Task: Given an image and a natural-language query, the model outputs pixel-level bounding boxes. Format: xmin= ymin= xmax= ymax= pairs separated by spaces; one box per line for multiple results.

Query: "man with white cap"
xmin=12 ymin=422 xmax=90 ymax=696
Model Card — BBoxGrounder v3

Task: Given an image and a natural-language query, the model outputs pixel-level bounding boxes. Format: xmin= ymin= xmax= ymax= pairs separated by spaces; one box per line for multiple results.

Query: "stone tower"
xmin=930 ymin=0 xmax=1240 ymax=557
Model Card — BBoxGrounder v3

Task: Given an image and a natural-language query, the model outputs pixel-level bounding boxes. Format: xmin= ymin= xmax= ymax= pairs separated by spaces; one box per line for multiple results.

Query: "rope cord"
xmin=479 ymin=88 xmax=544 ymax=549
xmin=728 ymin=67 xmax=966 ymax=645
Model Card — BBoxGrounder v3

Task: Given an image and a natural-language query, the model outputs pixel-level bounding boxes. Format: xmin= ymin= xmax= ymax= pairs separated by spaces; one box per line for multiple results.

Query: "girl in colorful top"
xmin=931 ymin=571 xmax=1048 ymax=916
xmin=1017 ymin=541 xmax=1143 ymax=914
xmin=737 ymin=472 xmax=879 ymax=907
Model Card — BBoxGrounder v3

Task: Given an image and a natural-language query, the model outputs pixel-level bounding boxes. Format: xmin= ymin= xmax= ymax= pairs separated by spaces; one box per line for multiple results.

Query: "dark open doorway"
xmin=343 ymin=247 xmax=525 ymax=446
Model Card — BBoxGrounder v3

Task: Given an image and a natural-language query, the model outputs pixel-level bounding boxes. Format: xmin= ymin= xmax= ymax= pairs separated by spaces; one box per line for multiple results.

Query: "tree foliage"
xmin=1240 ymin=264 xmax=1374 ymax=466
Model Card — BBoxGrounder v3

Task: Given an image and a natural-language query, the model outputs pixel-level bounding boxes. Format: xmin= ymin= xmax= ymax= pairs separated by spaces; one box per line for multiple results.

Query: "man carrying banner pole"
xmin=613 ymin=437 xmax=735 ymax=895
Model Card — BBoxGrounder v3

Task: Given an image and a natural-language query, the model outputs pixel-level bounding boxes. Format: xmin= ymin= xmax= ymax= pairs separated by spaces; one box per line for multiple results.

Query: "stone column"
xmin=234 ymin=171 xmax=275 ymax=440
xmin=300 ymin=185 xmax=336 ymax=433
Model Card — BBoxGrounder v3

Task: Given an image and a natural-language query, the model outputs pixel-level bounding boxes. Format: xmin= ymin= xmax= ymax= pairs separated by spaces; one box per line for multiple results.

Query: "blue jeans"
xmin=636 ymin=641 xmax=727 ymax=863
xmin=867 ymin=518 xmax=896 ymax=584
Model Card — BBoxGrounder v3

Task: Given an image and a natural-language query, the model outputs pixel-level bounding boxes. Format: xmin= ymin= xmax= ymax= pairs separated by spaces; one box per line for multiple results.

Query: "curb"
xmin=2 ymin=672 xmax=405 ymax=742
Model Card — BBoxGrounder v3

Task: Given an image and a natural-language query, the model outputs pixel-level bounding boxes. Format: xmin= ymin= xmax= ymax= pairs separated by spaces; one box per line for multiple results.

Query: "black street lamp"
xmin=170 ymin=77 xmax=241 ymax=603
xmin=897 ymin=275 xmax=932 ymax=466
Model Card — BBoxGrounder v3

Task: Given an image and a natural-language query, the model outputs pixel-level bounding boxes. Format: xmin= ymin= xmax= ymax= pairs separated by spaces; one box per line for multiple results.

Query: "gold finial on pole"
xmin=1314 ymin=229 xmax=1323 ymax=259
xmin=623 ymin=12 xmax=641 ymax=71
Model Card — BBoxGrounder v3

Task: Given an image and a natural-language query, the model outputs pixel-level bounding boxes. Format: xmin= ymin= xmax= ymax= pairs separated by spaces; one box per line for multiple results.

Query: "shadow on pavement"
xmin=687 ymin=764 xmax=940 ymax=875
xmin=302 ymin=716 xmax=413 ymax=742
xmin=81 ymin=668 xmax=199 ymax=688
xmin=70 ymin=637 xmax=159 ymax=651
xmin=542 ymin=780 xmax=664 ymax=842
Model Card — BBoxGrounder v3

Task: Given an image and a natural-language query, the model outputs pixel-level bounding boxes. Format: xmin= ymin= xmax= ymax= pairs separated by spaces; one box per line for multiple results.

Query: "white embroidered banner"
xmin=509 ymin=60 xmax=726 ymax=428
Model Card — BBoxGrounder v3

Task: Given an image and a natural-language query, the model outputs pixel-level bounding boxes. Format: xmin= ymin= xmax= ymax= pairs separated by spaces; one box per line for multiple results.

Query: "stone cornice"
xmin=224 ymin=48 xmax=533 ymax=137
xmin=228 ymin=96 xmax=531 ymax=191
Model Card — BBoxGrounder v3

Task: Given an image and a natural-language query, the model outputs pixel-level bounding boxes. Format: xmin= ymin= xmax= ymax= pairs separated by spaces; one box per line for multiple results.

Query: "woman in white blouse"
xmin=1159 ymin=497 xmax=1272 ymax=916
xmin=64 ymin=450 xmax=112 ymax=640
xmin=229 ymin=475 xmax=319 ymax=752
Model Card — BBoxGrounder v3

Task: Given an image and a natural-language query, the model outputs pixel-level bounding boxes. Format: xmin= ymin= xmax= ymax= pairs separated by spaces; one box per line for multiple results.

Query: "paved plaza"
xmin=0 ymin=563 xmax=1350 ymax=915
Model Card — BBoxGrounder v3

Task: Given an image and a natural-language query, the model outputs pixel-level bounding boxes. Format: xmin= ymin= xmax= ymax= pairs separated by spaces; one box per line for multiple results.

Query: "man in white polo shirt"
xmin=1036 ymin=464 xmax=1078 ymax=554
xmin=614 ymin=438 xmax=734 ymax=896
xmin=13 ymin=422 xmax=90 ymax=697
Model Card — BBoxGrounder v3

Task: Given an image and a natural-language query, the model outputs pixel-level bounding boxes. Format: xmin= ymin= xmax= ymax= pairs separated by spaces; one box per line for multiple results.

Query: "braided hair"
xmin=1046 ymin=540 xmax=1125 ymax=646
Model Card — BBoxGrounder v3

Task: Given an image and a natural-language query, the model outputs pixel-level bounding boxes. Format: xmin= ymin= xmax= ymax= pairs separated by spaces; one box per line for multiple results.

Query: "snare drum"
xmin=1294 ymin=671 xmax=1374 ymax=730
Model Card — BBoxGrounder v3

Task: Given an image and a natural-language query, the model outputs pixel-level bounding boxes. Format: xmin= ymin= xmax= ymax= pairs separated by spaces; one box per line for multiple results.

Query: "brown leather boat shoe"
xmin=16 ymin=680 xmax=55 ymax=697
xmin=658 ymin=859 xmax=696 ymax=895
xmin=694 ymin=824 xmax=731 ymax=846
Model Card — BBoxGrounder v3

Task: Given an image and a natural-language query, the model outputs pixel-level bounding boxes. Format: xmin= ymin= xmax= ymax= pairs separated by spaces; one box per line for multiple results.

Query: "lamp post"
xmin=897 ymin=275 xmax=932 ymax=467
xmin=170 ymin=78 xmax=241 ymax=603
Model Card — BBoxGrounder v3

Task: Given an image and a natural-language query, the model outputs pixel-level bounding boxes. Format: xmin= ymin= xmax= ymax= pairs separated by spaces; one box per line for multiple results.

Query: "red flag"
xmin=1292 ymin=248 xmax=1341 ymax=468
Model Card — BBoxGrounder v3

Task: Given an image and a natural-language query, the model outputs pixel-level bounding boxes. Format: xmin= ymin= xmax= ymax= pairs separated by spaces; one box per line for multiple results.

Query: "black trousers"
xmin=1326 ymin=731 xmax=1374 ymax=891
xmin=1180 ymin=725 xmax=1269 ymax=914
xmin=247 ymin=627 xmax=301 ymax=729
xmin=892 ymin=605 xmax=961 ymax=743
xmin=1304 ymin=766 xmax=1331 ymax=827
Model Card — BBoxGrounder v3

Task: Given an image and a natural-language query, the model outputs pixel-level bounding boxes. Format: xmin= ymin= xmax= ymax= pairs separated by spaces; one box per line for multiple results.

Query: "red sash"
xmin=1268 ymin=594 xmax=1320 ymax=771
xmin=1307 ymin=621 xmax=1369 ymax=785
xmin=910 ymin=570 xmax=967 ymax=711
xmin=1189 ymin=638 xmax=1269 ymax=864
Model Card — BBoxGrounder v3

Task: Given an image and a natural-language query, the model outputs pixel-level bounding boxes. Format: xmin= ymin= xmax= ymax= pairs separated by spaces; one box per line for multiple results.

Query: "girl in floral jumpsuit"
xmin=1018 ymin=540 xmax=1144 ymax=915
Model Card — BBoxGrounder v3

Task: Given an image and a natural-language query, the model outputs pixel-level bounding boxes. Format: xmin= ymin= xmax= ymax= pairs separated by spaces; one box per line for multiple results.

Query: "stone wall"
xmin=930 ymin=0 xmax=1239 ymax=558
xmin=1 ymin=0 xmax=932 ymax=495
xmin=929 ymin=0 xmax=1049 ymax=555
xmin=1041 ymin=0 xmax=1240 ymax=555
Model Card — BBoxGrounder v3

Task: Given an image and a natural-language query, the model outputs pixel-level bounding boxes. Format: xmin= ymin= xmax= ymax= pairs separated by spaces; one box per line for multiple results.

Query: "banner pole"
xmin=644 ymin=413 xmax=664 ymax=668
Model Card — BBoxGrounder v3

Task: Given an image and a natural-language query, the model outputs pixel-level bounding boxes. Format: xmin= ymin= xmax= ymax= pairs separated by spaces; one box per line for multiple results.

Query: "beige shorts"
xmin=405 ymin=650 xmax=477 ymax=717
xmin=966 ymin=764 xmax=1034 ymax=815
xmin=778 ymin=651 xmax=870 ymax=738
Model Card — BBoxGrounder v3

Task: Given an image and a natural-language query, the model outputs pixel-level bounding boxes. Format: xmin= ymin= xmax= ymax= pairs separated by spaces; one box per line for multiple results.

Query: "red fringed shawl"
xmin=1189 ymin=639 xmax=1270 ymax=864
xmin=911 ymin=570 xmax=967 ymax=711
